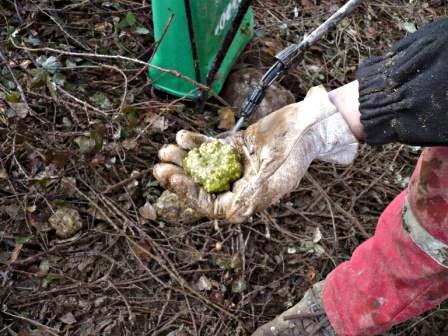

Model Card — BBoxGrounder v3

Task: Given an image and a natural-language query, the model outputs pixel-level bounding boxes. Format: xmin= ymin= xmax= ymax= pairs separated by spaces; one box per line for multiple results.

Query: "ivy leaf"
xmin=52 ymin=72 xmax=66 ymax=86
xmin=119 ymin=11 xmax=136 ymax=28
xmin=5 ymin=92 xmax=21 ymax=103
xmin=89 ymin=92 xmax=111 ymax=109
xmin=36 ymin=56 xmax=61 ymax=74
xmin=31 ymin=68 xmax=48 ymax=88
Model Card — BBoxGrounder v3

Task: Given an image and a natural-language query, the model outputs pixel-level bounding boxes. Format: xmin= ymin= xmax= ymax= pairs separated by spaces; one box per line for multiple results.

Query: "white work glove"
xmin=153 ymin=85 xmax=358 ymax=223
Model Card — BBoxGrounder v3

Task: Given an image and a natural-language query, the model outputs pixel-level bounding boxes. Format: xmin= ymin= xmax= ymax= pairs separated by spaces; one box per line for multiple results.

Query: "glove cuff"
xmin=315 ymin=112 xmax=359 ymax=165
xmin=357 ymin=18 xmax=448 ymax=146
xmin=304 ymin=86 xmax=358 ymax=165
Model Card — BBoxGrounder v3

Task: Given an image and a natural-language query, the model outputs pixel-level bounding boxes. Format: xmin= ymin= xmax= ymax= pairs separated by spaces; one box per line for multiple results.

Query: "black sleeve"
xmin=356 ymin=18 xmax=448 ymax=146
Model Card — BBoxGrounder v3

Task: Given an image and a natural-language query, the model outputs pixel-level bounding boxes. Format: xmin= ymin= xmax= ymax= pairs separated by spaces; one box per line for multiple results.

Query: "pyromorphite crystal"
xmin=183 ymin=140 xmax=242 ymax=193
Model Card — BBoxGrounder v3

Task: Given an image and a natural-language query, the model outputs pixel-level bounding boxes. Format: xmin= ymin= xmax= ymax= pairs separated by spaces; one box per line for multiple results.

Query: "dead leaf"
xmin=48 ymin=207 xmax=83 ymax=238
xmin=217 ymin=107 xmax=235 ymax=130
xmin=0 ymin=168 xmax=7 ymax=180
xmin=9 ymin=243 xmax=23 ymax=263
xmin=145 ymin=113 xmax=168 ymax=132
xmin=59 ymin=312 xmax=77 ymax=325
xmin=131 ymin=239 xmax=152 ymax=262
xmin=196 ymin=275 xmax=218 ymax=291
xmin=262 ymin=39 xmax=284 ymax=57
xmin=30 ymin=211 xmax=52 ymax=232
xmin=8 ymin=102 xmax=29 ymax=119
xmin=122 ymin=138 xmax=138 ymax=150
xmin=300 ymin=0 xmax=314 ymax=9
xmin=139 ymin=202 xmax=157 ymax=221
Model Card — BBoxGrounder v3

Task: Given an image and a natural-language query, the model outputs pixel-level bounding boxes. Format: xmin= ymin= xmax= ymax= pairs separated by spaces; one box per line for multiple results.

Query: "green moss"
xmin=183 ymin=140 xmax=242 ymax=193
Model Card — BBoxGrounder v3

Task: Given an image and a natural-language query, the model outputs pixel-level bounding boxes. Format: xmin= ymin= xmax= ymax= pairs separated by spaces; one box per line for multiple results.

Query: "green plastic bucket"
xmin=148 ymin=0 xmax=254 ymax=99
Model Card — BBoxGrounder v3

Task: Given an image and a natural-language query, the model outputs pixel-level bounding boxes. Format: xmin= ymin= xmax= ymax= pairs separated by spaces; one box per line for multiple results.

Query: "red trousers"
xmin=323 ymin=147 xmax=448 ymax=335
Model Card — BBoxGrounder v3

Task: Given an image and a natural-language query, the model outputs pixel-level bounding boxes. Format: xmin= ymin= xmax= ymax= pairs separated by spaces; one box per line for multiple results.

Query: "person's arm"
xmin=328 ymin=81 xmax=364 ymax=141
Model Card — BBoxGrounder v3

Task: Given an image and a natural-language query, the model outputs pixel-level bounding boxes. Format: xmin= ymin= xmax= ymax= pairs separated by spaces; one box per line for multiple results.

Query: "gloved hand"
xmin=153 ymin=86 xmax=358 ymax=223
xmin=357 ymin=18 xmax=448 ymax=146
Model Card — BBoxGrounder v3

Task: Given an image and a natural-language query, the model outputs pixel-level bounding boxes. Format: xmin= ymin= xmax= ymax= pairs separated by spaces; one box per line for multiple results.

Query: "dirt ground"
xmin=1 ymin=1 xmax=448 ymax=335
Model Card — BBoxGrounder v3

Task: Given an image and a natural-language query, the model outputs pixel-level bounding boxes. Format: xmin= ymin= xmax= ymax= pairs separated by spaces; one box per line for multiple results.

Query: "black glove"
xmin=357 ymin=18 xmax=448 ymax=146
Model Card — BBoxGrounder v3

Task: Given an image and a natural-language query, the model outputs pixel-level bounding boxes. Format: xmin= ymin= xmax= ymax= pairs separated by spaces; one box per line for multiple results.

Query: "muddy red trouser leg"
xmin=323 ymin=147 xmax=448 ymax=336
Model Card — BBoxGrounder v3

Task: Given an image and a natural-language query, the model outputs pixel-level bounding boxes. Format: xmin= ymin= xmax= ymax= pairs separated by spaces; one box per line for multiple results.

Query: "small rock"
xmin=154 ymin=191 xmax=203 ymax=225
xmin=139 ymin=201 xmax=157 ymax=221
xmin=48 ymin=207 xmax=83 ymax=238
xmin=221 ymin=68 xmax=295 ymax=122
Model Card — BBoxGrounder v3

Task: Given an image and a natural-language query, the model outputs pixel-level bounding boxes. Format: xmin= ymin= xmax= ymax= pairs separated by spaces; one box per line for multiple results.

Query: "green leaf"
xmin=36 ymin=55 xmax=61 ymax=74
xmin=74 ymin=136 xmax=96 ymax=154
xmin=26 ymin=36 xmax=41 ymax=46
xmin=119 ymin=11 xmax=137 ymax=28
xmin=5 ymin=91 xmax=21 ymax=103
xmin=89 ymin=92 xmax=111 ymax=109
xmin=52 ymin=72 xmax=66 ymax=86
xmin=90 ymin=124 xmax=104 ymax=151
xmin=42 ymin=273 xmax=63 ymax=288
xmin=125 ymin=11 xmax=136 ymax=27
xmin=31 ymin=68 xmax=48 ymax=88
xmin=39 ymin=259 xmax=50 ymax=274
xmin=134 ymin=26 xmax=150 ymax=35
xmin=403 ymin=21 xmax=417 ymax=33
xmin=15 ymin=235 xmax=32 ymax=244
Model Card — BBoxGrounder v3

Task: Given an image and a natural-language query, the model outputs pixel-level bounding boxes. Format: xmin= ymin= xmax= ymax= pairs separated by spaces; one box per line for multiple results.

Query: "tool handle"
xmin=236 ymin=0 xmax=362 ymax=128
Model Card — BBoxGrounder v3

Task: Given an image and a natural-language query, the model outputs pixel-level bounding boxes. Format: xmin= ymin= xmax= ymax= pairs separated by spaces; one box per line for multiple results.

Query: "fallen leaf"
xmin=312 ymin=227 xmax=322 ymax=243
xmin=59 ymin=312 xmax=77 ymax=325
xmin=0 ymin=168 xmax=8 ymax=180
xmin=134 ymin=26 xmax=150 ymax=35
xmin=89 ymin=92 xmax=111 ymax=109
xmin=37 ymin=259 xmax=50 ymax=277
xmin=217 ymin=107 xmax=235 ymax=130
xmin=300 ymin=0 xmax=314 ymax=9
xmin=36 ymin=55 xmax=60 ymax=74
xmin=8 ymin=102 xmax=28 ymax=119
xmin=131 ymin=239 xmax=152 ymax=262
xmin=74 ymin=136 xmax=96 ymax=154
xmin=145 ymin=113 xmax=168 ymax=132
xmin=139 ymin=202 xmax=157 ymax=221
xmin=48 ymin=207 xmax=83 ymax=238
xmin=231 ymin=279 xmax=247 ymax=293
xmin=196 ymin=275 xmax=213 ymax=291
xmin=9 ymin=243 xmax=23 ymax=263
xmin=122 ymin=138 xmax=138 ymax=150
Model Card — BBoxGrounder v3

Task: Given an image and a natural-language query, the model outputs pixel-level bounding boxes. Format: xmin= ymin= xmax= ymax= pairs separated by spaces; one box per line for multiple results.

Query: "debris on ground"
xmin=1 ymin=1 xmax=447 ymax=335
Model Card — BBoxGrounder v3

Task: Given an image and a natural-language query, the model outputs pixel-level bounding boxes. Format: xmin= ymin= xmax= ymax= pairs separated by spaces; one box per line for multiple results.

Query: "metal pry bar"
xmin=234 ymin=0 xmax=363 ymax=133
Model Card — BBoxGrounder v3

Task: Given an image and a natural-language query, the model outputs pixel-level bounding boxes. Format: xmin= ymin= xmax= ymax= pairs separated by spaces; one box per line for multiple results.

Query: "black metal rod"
xmin=206 ymin=0 xmax=253 ymax=87
xmin=232 ymin=0 xmax=363 ymax=133
xmin=184 ymin=0 xmax=201 ymax=83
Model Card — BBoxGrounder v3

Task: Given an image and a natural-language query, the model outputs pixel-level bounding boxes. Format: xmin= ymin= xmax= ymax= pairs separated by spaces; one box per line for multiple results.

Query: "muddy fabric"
xmin=323 ymin=148 xmax=448 ymax=335
xmin=357 ymin=18 xmax=448 ymax=146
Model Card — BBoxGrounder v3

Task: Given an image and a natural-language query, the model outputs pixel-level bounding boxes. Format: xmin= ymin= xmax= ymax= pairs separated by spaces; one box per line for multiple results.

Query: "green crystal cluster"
xmin=183 ymin=140 xmax=242 ymax=193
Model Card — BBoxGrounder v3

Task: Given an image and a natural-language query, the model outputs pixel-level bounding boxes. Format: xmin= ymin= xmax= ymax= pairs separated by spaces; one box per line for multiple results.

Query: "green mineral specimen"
xmin=183 ymin=140 xmax=242 ymax=193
